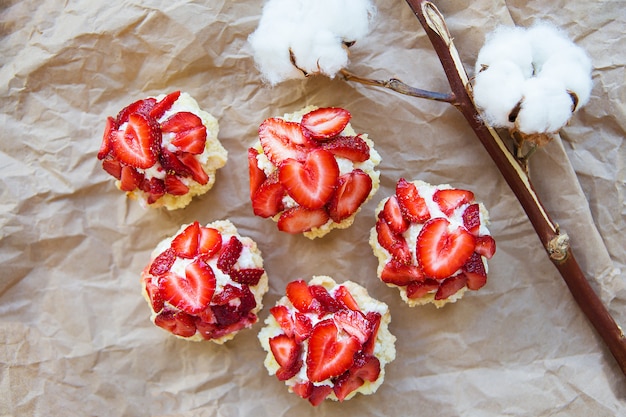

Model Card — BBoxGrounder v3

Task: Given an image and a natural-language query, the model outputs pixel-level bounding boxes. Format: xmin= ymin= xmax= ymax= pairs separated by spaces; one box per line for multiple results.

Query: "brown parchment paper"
xmin=1 ymin=0 xmax=625 ymax=416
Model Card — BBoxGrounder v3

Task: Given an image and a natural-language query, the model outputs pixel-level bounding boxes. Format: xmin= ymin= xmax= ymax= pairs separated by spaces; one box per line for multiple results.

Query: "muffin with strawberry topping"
xmin=370 ymin=179 xmax=496 ymax=308
xmin=258 ymin=276 xmax=396 ymax=405
xmin=248 ymin=106 xmax=381 ymax=238
xmin=98 ymin=91 xmax=227 ymax=210
xmin=141 ymin=220 xmax=268 ymax=343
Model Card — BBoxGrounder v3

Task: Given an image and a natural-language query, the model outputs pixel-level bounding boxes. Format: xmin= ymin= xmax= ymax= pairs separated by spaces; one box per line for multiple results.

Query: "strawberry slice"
xmin=143 ymin=177 xmax=166 ymax=204
xmin=475 ymin=235 xmax=496 ymax=259
xmin=286 ymin=280 xmax=321 ymax=314
xmin=279 ymin=149 xmax=339 ymax=209
xmin=251 ymin=173 xmax=285 ymax=218
xmin=149 ymin=90 xmax=181 ymax=119
xmin=321 ymin=135 xmax=370 ymax=162
xmin=333 ymin=309 xmax=371 ymax=344
xmin=380 ymin=195 xmax=410 ymax=234
xmin=333 ymin=354 xmax=381 ymax=402
xmin=308 ymin=385 xmax=333 ymax=406
xmin=435 ymin=274 xmax=468 ymax=300
xmin=161 ymin=111 xmax=203 ymax=133
xmin=110 ymin=112 xmax=161 ymax=169
xmin=216 ymin=236 xmax=242 ymax=273
xmin=293 ymin=312 xmax=313 ymax=342
xmin=300 ymin=107 xmax=351 ymax=140
xmin=380 ymin=259 xmax=424 ymax=286
xmin=406 ymin=278 xmax=440 ymax=299
xmin=154 ymin=309 xmax=197 ymax=338
xmin=171 ymin=222 xmax=200 ymax=258
xmin=144 ymin=276 xmax=164 ymax=313
xmin=416 ymin=217 xmax=476 ymax=279
xmin=258 ymin=118 xmax=310 ymax=165
xmin=119 ymin=165 xmax=144 ymax=191
xmin=362 ymin=312 xmax=381 ymax=356
xmin=102 ymin=158 xmax=122 ymax=179
xmin=158 ymin=259 xmax=216 ymax=314
xmin=396 ymin=178 xmax=431 ymax=223
xmin=306 ymin=319 xmax=360 ymax=382
xmin=293 ymin=382 xmax=313 ymax=400
xmin=334 ymin=285 xmax=360 ymax=311
xmin=433 ymin=188 xmax=475 ymax=216
xmin=115 ymin=97 xmax=157 ymax=125
xmin=277 ymin=206 xmax=330 ymax=234
xmin=462 ymin=252 xmax=487 ymax=290
xmin=198 ymin=227 xmax=222 ymax=259
xmin=269 ymin=334 xmax=303 ymax=381
xmin=159 ymin=148 xmax=191 ymax=177
xmin=328 ymin=169 xmax=372 ymax=222
xmin=230 ymin=268 xmax=264 ymax=286
xmin=98 ymin=116 xmax=116 ymax=159
xmin=271 ymin=305 xmax=296 ymax=338
xmin=375 ymin=218 xmax=412 ymax=264
xmin=309 ymin=285 xmax=343 ymax=314
xmin=170 ymin=125 xmax=207 ymax=154
xmin=248 ymin=147 xmax=267 ymax=198
xmin=462 ymin=203 xmax=481 ymax=235
xmin=149 ymin=248 xmax=176 ymax=276
xmin=164 ymin=174 xmax=189 ymax=195
xmin=177 ymin=153 xmax=209 ymax=185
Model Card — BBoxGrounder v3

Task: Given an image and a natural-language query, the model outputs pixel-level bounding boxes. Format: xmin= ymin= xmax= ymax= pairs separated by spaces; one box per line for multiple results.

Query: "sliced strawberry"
xmin=198 ymin=227 xmax=222 ymax=259
xmin=270 ymin=305 xmax=295 ymax=338
xmin=279 ymin=149 xmax=339 ymax=209
xmin=248 ymin=147 xmax=267 ymax=199
xmin=98 ymin=116 xmax=116 ymax=159
xmin=381 ymin=195 xmax=410 ymax=234
xmin=269 ymin=334 xmax=303 ymax=381
xmin=115 ymin=97 xmax=157 ymax=125
xmin=119 ymin=165 xmax=144 ymax=191
xmin=171 ymin=222 xmax=200 ymax=258
xmin=212 ymin=284 xmax=244 ymax=305
xmin=333 ymin=309 xmax=371 ymax=344
xmin=306 ymin=319 xmax=360 ymax=382
xmin=159 ymin=148 xmax=191 ymax=177
xmin=154 ymin=309 xmax=196 ymax=338
xmin=321 ymin=135 xmax=370 ymax=162
xmin=102 ymin=158 xmax=122 ymax=179
xmin=433 ymin=188 xmax=475 ymax=216
xmin=462 ymin=203 xmax=481 ymax=235
xmin=144 ymin=276 xmax=164 ymax=313
xmin=197 ymin=313 xmax=256 ymax=340
xmin=328 ymin=169 xmax=372 ymax=222
xmin=252 ymin=173 xmax=285 ymax=218
xmin=230 ymin=268 xmax=264 ymax=286
xmin=406 ymin=278 xmax=440 ymax=299
xmin=475 ymin=235 xmax=496 ymax=259
xmin=177 ymin=153 xmax=209 ymax=185
xmin=300 ymin=107 xmax=351 ymax=140
xmin=149 ymin=248 xmax=176 ymax=276
xmin=435 ymin=274 xmax=468 ymax=300
xmin=286 ymin=280 xmax=321 ymax=314
xmin=159 ymin=259 xmax=216 ymax=314
xmin=216 ymin=236 xmax=243 ymax=273
xmin=258 ymin=118 xmax=310 ymax=165
xmin=277 ymin=206 xmax=330 ymax=234
xmin=110 ymin=112 xmax=161 ymax=169
xmin=161 ymin=111 xmax=202 ymax=133
xmin=143 ymin=177 xmax=166 ymax=204
xmin=292 ymin=381 xmax=313 ymax=400
xmin=293 ymin=312 xmax=313 ymax=342
xmin=170 ymin=125 xmax=207 ymax=154
xmin=149 ymin=90 xmax=181 ymax=119
xmin=380 ymin=259 xmax=424 ymax=286
xmin=416 ymin=217 xmax=476 ymax=279
xmin=334 ymin=285 xmax=360 ymax=311
xmin=462 ymin=252 xmax=487 ymax=290
xmin=333 ymin=354 xmax=380 ymax=402
xmin=362 ymin=312 xmax=381 ymax=356
xmin=396 ymin=178 xmax=431 ymax=223
xmin=375 ymin=218 xmax=412 ymax=264
xmin=308 ymin=385 xmax=333 ymax=406
xmin=164 ymin=174 xmax=189 ymax=195
xmin=309 ymin=285 xmax=343 ymax=314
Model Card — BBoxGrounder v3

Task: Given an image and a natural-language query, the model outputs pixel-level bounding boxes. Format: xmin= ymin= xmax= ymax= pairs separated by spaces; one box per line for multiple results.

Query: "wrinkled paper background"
xmin=1 ymin=0 xmax=625 ymax=416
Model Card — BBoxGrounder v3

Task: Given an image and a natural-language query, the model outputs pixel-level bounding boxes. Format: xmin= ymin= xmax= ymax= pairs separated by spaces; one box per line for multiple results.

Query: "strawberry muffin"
xmin=98 ymin=91 xmax=227 ymax=210
xmin=258 ymin=276 xmax=396 ymax=405
xmin=248 ymin=106 xmax=381 ymax=238
xmin=141 ymin=220 xmax=268 ymax=343
xmin=370 ymin=179 xmax=496 ymax=308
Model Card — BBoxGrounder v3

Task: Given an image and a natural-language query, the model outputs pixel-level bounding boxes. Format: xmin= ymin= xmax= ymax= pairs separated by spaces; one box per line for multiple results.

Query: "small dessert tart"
xmin=258 ymin=276 xmax=396 ymax=405
xmin=98 ymin=91 xmax=227 ymax=210
xmin=248 ymin=106 xmax=381 ymax=238
xmin=141 ymin=220 xmax=268 ymax=343
xmin=370 ymin=179 xmax=496 ymax=308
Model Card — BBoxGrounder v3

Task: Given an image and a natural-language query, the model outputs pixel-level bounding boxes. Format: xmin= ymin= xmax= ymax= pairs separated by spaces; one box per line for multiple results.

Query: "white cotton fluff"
xmin=473 ymin=22 xmax=593 ymax=134
xmin=248 ymin=0 xmax=377 ymax=85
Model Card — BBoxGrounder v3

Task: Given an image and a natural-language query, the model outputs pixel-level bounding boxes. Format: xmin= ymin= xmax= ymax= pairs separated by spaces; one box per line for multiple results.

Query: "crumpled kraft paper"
xmin=1 ymin=0 xmax=625 ymax=416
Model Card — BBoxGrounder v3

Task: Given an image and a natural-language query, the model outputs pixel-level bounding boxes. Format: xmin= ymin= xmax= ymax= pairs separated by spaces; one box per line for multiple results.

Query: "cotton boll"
xmin=516 ymin=77 xmax=575 ymax=134
xmin=475 ymin=26 xmax=534 ymax=78
xmin=473 ymin=60 xmax=526 ymax=128
xmin=290 ymin=28 xmax=349 ymax=78
xmin=526 ymin=23 xmax=577 ymax=73
xmin=539 ymin=53 xmax=593 ymax=110
xmin=248 ymin=24 xmax=305 ymax=85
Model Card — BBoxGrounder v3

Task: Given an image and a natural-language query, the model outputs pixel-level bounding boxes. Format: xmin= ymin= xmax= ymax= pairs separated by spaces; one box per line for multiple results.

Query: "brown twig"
xmin=365 ymin=0 xmax=626 ymax=376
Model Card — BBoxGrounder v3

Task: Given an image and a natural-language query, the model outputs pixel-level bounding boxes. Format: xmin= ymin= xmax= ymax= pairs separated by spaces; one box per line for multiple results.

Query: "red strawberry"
xmin=375 ymin=218 xmax=412 ymax=264
xmin=321 ymin=135 xmax=370 ymax=162
xmin=110 ymin=112 xmax=161 ymax=169
xmin=102 ymin=158 xmax=122 ymax=179
xmin=309 ymin=285 xmax=343 ymax=314
xmin=98 ymin=116 xmax=116 ymax=159
xmin=308 ymin=385 xmax=333 ymax=406
xmin=462 ymin=203 xmax=481 ymax=235
xmin=177 ymin=153 xmax=209 ymax=185
xmin=198 ymin=227 xmax=222 ymax=259
xmin=333 ymin=355 xmax=381 ymax=401
xmin=170 ymin=125 xmax=207 ymax=154
xmin=144 ymin=275 xmax=164 ymax=313
xmin=300 ymin=107 xmax=351 ymax=140
xmin=258 ymin=118 xmax=311 ymax=165
xmin=277 ymin=206 xmax=330 ymax=234
xmin=293 ymin=312 xmax=313 ymax=342
xmin=159 ymin=148 xmax=191 ymax=177
xmin=158 ymin=259 xmax=216 ymax=314
xmin=143 ymin=177 xmax=166 ymax=204
xmin=171 ymin=222 xmax=200 ymax=258
xmin=462 ymin=252 xmax=487 ymax=290
xmin=270 ymin=305 xmax=295 ymax=337
xmin=380 ymin=259 xmax=424 ymax=286
xmin=286 ymin=280 xmax=321 ymax=314
xmin=362 ymin=312 xmax=381 ymax=356
xmin=333 ymin=309 xmax=371 ymax=344
xmin=154 ymin=309 xmax=197 ymax=338
xmin=406 ymin=278 xmax=440 ymax=299
xmin=435 ymin=274 xmax=468 ymax=300
xmin=279 ymin=149 xmax=339 ymax=209
xmin=433 ymin=188 xmax=475 ymax=216
xmin=164 ymin=174 xmax=189 ymax=195
xmin=475 ymin=235 xmax=496 ymax=259
xmin=334 ymin=285 xmax=360 ymax=311
xmin=216 ymin=236 xmax=242 ymax=273
xmin=248 ymin=147 xmax=267 ymax=198
xmin=306 ymin=320 xmax=360 ymax=382
xmin=161 ymin=111 xmax=202 ymax=132
xmin=230 ymin=268 xmax=264 ymax=286
xmin=251 ymin=173 xmax=285 ymax=218
xmin=115 ymin=97 xmax=157 ymax=125
xmin=119 ymin=165 xmax=144 ymax=191
xmin=380 ymin=195 xmax=409 ymax=234
xmin=149 ymin=90 xmax=181 ymax=119
xmin=396 ymin=178 xmax=430 ymax=223
xmin=328 ymin=169 xmax=372 ymax=222
xmin=149 ymin=248 xmax=176 ymax=276
xmin=293 ymin=382 xmax=313 ymax=400
xmin=416 ymin=218 xmax=476 ymax=279
xmin=269 ymin=334 xmax=303 ymax=381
